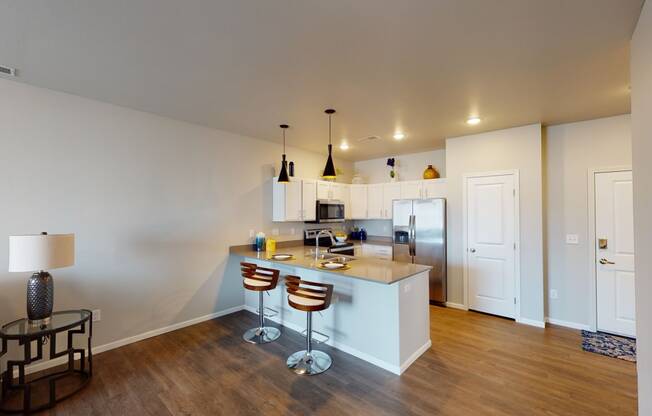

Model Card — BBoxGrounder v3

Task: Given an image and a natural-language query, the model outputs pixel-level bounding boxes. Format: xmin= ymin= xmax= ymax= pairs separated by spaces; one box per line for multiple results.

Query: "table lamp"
xmin=8 ymin=232 xmax=75 ymax=326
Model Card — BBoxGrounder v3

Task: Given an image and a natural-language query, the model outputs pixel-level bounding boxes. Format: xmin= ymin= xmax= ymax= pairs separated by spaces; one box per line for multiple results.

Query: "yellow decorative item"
xmin=423 ymin=164 xmax=439 ymax=179
xmin=266 ymin=239 xmax=276 ymax=253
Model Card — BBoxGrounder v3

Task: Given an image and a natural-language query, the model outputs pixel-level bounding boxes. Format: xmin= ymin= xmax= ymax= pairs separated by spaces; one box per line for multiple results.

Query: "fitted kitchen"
xmin=226 ymin=107 xmax=463 ymax=379
xmin=231 ymin=163 xmax=446 ymax=375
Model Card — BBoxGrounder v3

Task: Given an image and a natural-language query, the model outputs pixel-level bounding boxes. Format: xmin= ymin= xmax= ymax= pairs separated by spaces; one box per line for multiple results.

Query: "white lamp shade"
xmin=8 ymin=234 xmax=75 ymax=272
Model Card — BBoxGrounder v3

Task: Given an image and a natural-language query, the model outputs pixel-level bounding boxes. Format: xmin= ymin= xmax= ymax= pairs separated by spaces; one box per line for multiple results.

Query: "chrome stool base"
xmin=243 ymin=326 xmax=281 ymax=344
xmin=287 ymin=350 xmax=332 ymax=375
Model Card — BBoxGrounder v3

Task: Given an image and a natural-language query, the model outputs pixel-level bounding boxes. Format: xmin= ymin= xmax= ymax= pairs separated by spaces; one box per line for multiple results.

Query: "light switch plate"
xmin=550 ymin=289 xmax=558 ymax=300
xmin=566 ymin=234 xmax=579 ymax=245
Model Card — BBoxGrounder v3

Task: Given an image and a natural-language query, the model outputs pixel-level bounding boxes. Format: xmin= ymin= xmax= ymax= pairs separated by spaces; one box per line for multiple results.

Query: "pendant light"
xmin=322 ymin=109 xmax=337 ymax=179
xmin=278 ymin=124 xmax=290 ymax=183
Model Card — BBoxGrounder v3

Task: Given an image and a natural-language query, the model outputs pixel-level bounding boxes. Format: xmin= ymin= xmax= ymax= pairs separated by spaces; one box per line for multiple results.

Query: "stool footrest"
xmin=301 ymin=329 xmax=330 ymax=344
xmin=263 ymin=307 xmax=278 ymax=318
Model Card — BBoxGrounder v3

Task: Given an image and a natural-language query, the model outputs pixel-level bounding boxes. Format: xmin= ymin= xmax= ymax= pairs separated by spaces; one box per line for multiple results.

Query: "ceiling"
xmin=0 ymin=0 xmax=643 ymax=161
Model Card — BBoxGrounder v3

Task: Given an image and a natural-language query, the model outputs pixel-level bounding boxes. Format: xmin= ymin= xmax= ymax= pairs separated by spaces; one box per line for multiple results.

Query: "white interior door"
xmin=595 ymin=171 xmax=636 ymax=337
xmin=466 ymin=174 xmax=516 ymax=318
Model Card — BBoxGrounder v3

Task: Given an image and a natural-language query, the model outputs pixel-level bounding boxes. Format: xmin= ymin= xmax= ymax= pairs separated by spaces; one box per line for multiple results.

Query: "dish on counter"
xmin=269 ymin=254 xmax=294 ymax=261
xmin=318 ymin=261 xmax=351 ymax=271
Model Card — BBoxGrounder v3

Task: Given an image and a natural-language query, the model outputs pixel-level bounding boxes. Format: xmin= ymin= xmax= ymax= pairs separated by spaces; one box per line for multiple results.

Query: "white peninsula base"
xmin=242 ymin=260 xmax=431 ymax=375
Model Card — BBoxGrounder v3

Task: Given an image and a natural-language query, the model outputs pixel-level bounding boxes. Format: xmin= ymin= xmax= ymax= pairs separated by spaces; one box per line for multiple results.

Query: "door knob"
xmin=470 ymin=248 xmax=476 ymax=253
xmin=599 ymin=258 xmax=615 ymax=265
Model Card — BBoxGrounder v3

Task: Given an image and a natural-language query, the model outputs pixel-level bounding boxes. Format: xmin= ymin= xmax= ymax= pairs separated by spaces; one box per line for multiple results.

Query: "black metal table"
xmin=0 ymin=310 xmax=93 ymax=414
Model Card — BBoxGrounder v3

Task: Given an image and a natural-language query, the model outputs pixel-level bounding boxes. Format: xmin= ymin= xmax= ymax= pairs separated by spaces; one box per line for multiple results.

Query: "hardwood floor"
xmin=32 ymin=306 xmax=637 ymax=415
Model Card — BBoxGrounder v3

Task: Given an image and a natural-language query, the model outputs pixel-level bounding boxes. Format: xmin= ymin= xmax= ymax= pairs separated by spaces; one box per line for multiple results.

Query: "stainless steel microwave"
xmin=308 ymin=200 xmax=345 ymax=223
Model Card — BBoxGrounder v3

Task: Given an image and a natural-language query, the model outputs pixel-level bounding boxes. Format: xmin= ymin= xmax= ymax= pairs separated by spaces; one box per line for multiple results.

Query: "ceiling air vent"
xmin=357 ymin=135 xmax=381 ymax=143
xmin=0 ymin=65 xmax=17 ymax=76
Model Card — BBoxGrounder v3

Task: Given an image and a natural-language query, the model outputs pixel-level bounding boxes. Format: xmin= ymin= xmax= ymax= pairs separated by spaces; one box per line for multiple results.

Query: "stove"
xmin=304 ymin=228 xmax=355 ymax=256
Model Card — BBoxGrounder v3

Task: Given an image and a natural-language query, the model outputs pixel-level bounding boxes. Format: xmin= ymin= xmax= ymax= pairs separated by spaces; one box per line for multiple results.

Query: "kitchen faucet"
xmin=315 ymin=230 xmax=336 ymax=261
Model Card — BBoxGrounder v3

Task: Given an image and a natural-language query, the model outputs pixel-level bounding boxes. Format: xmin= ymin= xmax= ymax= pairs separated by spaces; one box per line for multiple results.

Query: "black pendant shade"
xmin=322 ymin=109 xmax=337 ymax=179
xmin=278 ymin=124 xmax=290 ymax=183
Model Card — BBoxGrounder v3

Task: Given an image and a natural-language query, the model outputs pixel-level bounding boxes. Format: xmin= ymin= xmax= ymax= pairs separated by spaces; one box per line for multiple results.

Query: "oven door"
xmin=316 ymin=200 xmax=345 ymax=223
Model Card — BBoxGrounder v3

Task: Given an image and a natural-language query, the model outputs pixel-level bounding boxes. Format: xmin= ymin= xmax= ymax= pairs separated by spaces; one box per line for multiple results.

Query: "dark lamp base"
xmin=27 ymin=271 xmax=54 ymax=323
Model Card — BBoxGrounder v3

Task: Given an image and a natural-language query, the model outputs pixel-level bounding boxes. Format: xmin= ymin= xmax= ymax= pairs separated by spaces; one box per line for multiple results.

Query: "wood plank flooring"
xmin=31 ymin=306 xmax=637 ymax=415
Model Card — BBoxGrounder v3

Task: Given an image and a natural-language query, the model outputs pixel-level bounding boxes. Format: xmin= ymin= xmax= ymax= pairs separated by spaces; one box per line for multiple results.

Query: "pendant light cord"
xmin=329 ymin=113 xmax=332 ymax=145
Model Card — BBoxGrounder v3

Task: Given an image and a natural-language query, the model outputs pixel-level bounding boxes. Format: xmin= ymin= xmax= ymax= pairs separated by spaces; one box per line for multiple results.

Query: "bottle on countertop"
xmin=360 ymin=228 xmax=367 ymax=241
xmin=254 ymin=232 xmax=266 ymax=252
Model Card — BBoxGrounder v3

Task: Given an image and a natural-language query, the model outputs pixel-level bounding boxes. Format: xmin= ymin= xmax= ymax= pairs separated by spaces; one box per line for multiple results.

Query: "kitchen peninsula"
xmin=230 ymin=244 xmax=432 ymax=375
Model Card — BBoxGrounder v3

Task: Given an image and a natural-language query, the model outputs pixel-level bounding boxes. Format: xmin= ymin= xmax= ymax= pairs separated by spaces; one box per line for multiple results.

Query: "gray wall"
xmin=631 ymin=2 xmax=652 ymax=413
xmin=445 ymin=124 xmax=544 ymax=322
xmin=544 ymin=115 xmax=631 ymax=327
xmin=0 ymin=79 xmax=352 ymax=352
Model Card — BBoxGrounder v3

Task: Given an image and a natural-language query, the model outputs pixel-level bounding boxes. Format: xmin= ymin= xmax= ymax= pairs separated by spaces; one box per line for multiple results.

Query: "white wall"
xmin=446 ymin=124 xmax=544 ymax=322
xmin=353 ymin=149 xmax=446 ymax=184
xmin=631 ymin=2 xmax=652 ymax=413
xmin=544 ymin=115 xmax=631 ymax=328
xmin=0 ymin=79 xmax=352 ymax=354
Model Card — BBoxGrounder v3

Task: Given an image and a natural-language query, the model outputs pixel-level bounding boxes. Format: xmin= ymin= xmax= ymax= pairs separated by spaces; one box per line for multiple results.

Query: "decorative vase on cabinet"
xmin=423 ymin=165 xmax=439 ymax=179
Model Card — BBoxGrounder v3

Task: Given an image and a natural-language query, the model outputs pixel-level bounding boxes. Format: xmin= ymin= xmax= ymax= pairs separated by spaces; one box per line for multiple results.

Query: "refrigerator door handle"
xmin=409 ymin=214 xmax=416 ymax=256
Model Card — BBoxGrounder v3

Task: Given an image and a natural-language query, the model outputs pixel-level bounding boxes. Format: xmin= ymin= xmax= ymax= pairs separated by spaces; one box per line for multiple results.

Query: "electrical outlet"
xmin=249 ymin=229 xmax=255 ymax=238
xmin=92 ymin=309 xmax=101 ymax=322
xmin=404 ymin=283 xmax=411 ymax=293
xmin=271 ymin=228 xmax=279 ymax=236
xmin=290 ymin=228 xmax=296 ymax=235
xmin=550 ymin=289 xmax=558 ymax=300
xmin=566 ymin=234 xmax=579 ymax=245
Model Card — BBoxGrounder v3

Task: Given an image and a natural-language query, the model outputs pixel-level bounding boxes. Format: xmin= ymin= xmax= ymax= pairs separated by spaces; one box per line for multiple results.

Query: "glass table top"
xmin=1 ymin=310 xmax=91 ymax=338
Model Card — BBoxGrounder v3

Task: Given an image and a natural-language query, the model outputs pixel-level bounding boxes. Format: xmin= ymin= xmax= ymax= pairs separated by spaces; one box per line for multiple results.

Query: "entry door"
xmin=595 ymin=171 xmax=636 ymax=337
xmin=466 ymin=174 xmax=516 ymax=318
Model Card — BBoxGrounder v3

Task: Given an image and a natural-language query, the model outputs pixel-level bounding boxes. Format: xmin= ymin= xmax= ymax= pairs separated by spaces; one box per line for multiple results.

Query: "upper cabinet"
xmin=422 ymin=178 xmax=447 ymax=199
xmin=400 ymin=180 xmax=423 ymax=199
xmin=367 ymin=184 xmax=384 ymax=219
xmin=350 ymin=184 xmax=368 ymax=219
xmin=273 ymin=178 xmax=446 ymax=222
xmin=382 ymin=183 xmax=401 ymax=219
xmin=272 ymin=178 xmax=317 ymax=222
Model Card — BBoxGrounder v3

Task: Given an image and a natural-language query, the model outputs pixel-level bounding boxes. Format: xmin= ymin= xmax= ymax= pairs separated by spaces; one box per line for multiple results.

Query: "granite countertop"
xmin=230 ymin=244 xmax=431 ymax=285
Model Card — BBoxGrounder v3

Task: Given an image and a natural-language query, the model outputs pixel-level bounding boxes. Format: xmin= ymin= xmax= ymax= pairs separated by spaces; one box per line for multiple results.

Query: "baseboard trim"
xmin=445 ymin=302 xmax=468 ymax=311
xmin=516 ymin=317 xmax=546 ymax=328
xmin=545 ymin=317 xmax=591 ymax=331
xmin=399 ymin=340 xmax=432 ymax=374
xmin=243 ymin=305 xmax=409 ymax=375
xmin=19 ymin=305 xmax=246 ymax=377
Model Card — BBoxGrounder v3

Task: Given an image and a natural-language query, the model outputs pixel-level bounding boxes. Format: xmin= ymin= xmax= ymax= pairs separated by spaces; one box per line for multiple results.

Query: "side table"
xmin=0 ymin=310 xmax=93 ymax=414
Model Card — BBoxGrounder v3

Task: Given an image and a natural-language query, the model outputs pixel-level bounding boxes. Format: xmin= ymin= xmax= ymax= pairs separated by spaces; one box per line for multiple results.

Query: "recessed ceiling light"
xmin=466 ymin=117 xmax=481 ymax=125
xmin=393 ymin=132 xmax=405 ymax=140
xmin=340 ymin=142 xmax=349 ymax=150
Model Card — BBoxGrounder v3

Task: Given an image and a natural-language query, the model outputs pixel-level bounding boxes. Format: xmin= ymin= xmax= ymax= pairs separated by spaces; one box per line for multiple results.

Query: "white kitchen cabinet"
xmin=301 ymin=179 xmax=317 ymax=221
xmin=350 ymin=184 xmax=368 ymax=219
xmin=367 ymin=184 xmax=384 ymax=219
xmin=316 ymin=180 xmax=331 ymax=200
xmin=382 ymin=183 xmax=401 ymax=219
xmin=422 ymin=178 xmax=447 ymax=199
xmin=400 ymin=180 xmax=423 ymax=199
xmin=332 ymin=183 xmax=351 ymax=219
xmin=272 ymin=177 xmax=316 ymax=222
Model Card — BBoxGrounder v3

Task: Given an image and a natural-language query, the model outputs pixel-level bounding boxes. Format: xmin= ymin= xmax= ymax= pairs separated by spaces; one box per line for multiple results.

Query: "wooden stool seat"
xmin=285 ymin=275 xmax=334 ymax=375
xmin=240 ymin=262 xmax=281 ymax=344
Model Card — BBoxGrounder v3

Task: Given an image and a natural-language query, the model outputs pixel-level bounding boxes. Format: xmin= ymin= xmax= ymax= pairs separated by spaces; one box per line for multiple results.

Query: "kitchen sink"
xmin=307 ymin=252 xmax=356 ymax=262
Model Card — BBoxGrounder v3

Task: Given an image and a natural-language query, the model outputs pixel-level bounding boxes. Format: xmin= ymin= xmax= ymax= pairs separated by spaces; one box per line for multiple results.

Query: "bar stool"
xmin=285 ymin=275 xmax=334 ymax=375
xmin=241 ymin=262 xmax=281 ymax=344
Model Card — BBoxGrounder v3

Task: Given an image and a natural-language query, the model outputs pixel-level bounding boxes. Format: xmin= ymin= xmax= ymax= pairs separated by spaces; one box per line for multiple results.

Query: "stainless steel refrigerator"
xmin=393 ymin=198 xmax=447 ymax=304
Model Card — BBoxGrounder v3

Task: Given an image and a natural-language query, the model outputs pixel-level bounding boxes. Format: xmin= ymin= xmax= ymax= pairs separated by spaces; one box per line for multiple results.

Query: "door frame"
xmin=462 ymin=169 xmax=521 ymax=320
xmin=587 ymin=166 xmax=632 ymax=333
